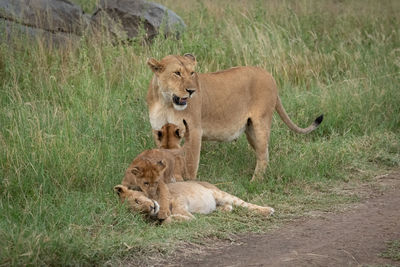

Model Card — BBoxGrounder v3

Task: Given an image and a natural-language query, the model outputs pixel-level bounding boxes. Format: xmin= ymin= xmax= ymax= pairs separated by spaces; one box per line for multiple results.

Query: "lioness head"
xmin=154 ymin=123 xmax=184 ymax=149
xmin=122 ymin=158 xmax=167 ymax=198
xmin=147 ymin=54 xmax=198 ymax=111
xmin=114 ymin=185 xmax=159 ymax=217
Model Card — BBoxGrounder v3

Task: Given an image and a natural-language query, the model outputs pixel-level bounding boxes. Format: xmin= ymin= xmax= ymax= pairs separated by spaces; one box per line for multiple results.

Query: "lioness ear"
xmin=155 ymin=160 xmax=167 ymax=172
xmin=147 ymin=58 xmax=164 ymax=73
xmin=131 ymin=167 xmax=141 ymax=176
xmin=184 ymin=53 xmax=196 ymax=65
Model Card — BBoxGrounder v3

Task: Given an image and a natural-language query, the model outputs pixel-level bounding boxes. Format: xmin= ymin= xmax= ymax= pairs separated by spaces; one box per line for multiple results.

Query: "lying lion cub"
xmin=114 ymin=182 xmax=274 ymax=224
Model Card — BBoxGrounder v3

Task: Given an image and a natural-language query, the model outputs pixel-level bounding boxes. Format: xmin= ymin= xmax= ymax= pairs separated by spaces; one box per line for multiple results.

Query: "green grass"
xmin=380 ymin=240 xmax=400 ymax=261
xmin=1 ymin=0 xmax=400 ymax=265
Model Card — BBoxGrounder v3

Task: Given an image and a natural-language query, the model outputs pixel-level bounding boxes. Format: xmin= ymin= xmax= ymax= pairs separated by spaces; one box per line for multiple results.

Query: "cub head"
xmin=147 ymin=54 xmax=199 ymax=111
xmin=114 ymin=185 xmax=159 ymax=217
xmin=122 ymin=158 xmax=167 ymax=198
xmin=154 ymin=123 xmax=184 ymax=149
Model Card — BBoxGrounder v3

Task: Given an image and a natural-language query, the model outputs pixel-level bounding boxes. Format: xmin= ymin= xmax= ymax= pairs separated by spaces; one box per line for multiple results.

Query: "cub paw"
xmin=157 ymin=208 xmax=171 ymax=220
xmin=259 ymin=207 xmax=275 ymax=217
xmin=218 ymin=204 xmax=233 ymax=212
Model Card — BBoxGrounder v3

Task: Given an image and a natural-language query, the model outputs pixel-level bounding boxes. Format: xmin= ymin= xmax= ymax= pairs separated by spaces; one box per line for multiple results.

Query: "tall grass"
xmin=1 ymin=0 xmax=399 ymax=265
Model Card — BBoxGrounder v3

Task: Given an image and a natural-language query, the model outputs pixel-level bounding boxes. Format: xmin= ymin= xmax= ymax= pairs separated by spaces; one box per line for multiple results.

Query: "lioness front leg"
xmin=184 ymin=128 xmax=202 ymax=180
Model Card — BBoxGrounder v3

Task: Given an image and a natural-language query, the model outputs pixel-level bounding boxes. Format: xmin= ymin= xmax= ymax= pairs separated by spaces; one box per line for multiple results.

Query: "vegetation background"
xmin=1 ymin=0 xmax=399 ymax=265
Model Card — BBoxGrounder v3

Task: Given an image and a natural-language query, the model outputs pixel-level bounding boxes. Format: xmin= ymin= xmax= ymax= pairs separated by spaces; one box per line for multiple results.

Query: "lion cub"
xmin=122 ymin=148 xmax=181 ymax=219
xmin=153 ymin=123 xmax=187 ymax=180
xmin=114 ymin=182 xmax=275 ymax=224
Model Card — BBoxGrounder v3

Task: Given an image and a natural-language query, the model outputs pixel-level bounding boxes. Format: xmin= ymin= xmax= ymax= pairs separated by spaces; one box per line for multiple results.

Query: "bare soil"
xmin=160 ymin=171 xmax=400 ymax=267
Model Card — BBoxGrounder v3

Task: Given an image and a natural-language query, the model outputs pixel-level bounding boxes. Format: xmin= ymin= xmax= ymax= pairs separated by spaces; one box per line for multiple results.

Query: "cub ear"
xmin=131 ymin=167 xmax=142 ymax=176
xmin=183 ymin=119 xmax=190 ymax=139
xmin=147 ymin=58 xmax=164 ymax=73
xmin=157 ymin=130 xmax=163 ymax=141
xmin=174 ymin=129 xmax=181 ymax=139
xmin=184 ymin=53 xmax=197 ymax=65
xmin=114 ymin=185 xmax=126 ymax=195
xmin=155 ymin=160 xmax=167 ymax=172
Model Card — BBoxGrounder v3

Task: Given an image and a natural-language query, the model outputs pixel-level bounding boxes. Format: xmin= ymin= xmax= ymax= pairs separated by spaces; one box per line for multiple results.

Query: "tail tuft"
xmin=314 ymin=114 xmax=324 ymax=126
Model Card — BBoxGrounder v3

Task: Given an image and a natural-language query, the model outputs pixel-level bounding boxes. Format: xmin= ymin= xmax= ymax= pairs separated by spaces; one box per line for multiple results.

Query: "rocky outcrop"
xmin=0 ymin=0 xmax=186 ymax=45
xmin=91 ymin=0 xmax=186 ymax=40
xmin=0 ymin=18 xmax=80 ymax=45
xmin=0 ymin=0 xmax=88 ymax=44
xmin=0 ymin=0 xmax=89 ymax=34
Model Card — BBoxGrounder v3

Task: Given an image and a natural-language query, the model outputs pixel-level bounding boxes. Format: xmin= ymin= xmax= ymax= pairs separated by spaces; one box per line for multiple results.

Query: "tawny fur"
xmin=114 ymin=183 xmax=274 ymax=224
xmin=153 ymin=123 xmax=187 ymax=180
xmin=121 ymin=149 xmax=184 ymax=219
xmin=146 ymin=54 xmax=323 ymax=181
xmin=114 ymin=185 xmax=160 ymax=217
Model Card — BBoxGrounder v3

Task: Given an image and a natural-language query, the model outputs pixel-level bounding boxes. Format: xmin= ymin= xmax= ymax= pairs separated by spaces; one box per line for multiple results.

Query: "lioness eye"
xmin=144 ymin=182 xmax=149 ymax=186
xmin=191 ymin=72 xmax=195 ymax=76
xmin=135 ymin=199 xmax=140 ymax=204
xmin=174 ymin=71 xmax=181 ymax=76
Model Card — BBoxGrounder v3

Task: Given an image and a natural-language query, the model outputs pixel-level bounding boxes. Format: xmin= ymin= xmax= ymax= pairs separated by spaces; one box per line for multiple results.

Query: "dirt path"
xmin=164 ymin=171 xmax=400 ymax=266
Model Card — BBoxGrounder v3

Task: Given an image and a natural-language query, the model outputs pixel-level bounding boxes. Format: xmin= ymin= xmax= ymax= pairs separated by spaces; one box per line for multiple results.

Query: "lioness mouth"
xmin=173 ymin=95 xmax=188 ymax=106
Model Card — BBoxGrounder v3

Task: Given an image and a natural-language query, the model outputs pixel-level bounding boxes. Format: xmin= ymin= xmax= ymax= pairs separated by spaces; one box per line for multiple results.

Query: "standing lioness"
xmin=146 ymin=54 xmax=323 ymax=181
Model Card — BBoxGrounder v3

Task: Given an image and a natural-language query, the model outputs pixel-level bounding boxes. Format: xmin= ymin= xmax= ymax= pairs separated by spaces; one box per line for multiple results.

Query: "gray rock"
xmin=0 ymin=17 xmax=80 ymax=46
xmin=0 ymin=0 xmax=89 ymax=35
xmin=91 ymin=0 xmax=186 ymax=40
xmin=0 ymin=0 xmax=185 ymax=45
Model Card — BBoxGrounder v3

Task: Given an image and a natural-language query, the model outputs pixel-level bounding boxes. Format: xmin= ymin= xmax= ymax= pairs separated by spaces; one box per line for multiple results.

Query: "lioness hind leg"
xmin=245 ymin=118 xmax=272 ymax=182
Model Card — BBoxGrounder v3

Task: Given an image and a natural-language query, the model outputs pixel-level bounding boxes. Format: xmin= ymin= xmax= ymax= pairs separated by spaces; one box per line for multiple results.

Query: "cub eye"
xmin=174 ymin=71 xmax=181 ymax=76
xmin=135 ymin=199 xmax=140 ymax=204
xmin=190 ymin=72 xmax=195 ymax=76
xmin=143 ymin=182 xmax=150 ymax=186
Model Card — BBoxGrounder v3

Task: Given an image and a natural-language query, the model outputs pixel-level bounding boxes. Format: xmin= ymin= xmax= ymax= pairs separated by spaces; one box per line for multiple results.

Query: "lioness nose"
xmin=186 ymin=89 xmax=195 ymax=96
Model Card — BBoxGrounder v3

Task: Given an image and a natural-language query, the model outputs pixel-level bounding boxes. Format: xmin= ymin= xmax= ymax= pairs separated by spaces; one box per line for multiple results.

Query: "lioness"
xmin=121 ymin=148 xmax=183 ymax=219
xmin=146 ymin=54 xmax=323 ymax=181
xmin=114 ymin=182 xmax=274 ymax=224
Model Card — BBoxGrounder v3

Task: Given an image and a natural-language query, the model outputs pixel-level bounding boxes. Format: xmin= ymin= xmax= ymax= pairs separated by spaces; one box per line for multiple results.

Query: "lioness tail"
xmin=275 ymin=95 xmax=323 ymax=134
